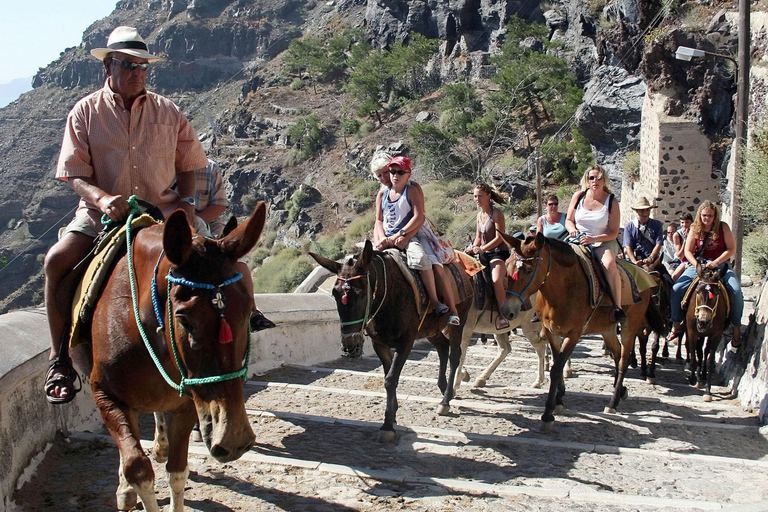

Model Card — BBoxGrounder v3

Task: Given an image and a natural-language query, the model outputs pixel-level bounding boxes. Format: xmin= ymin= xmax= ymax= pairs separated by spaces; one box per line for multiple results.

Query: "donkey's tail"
xmin=645 ymin=287 xmax=670 ymax=336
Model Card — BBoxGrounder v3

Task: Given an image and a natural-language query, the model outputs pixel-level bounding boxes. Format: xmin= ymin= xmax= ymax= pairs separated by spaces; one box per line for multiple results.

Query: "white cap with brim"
xmin=90 ymin=26 xmax=164 ymax=62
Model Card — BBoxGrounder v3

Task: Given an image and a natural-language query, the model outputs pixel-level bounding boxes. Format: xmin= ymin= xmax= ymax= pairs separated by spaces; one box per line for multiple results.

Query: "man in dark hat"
xmin=43 ymin=26 xmax=209 ymax=404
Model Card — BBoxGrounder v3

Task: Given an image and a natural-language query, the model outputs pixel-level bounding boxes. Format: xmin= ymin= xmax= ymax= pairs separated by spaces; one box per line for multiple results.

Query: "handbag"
xmin=422 ymin=218 xmax=455 ymax=264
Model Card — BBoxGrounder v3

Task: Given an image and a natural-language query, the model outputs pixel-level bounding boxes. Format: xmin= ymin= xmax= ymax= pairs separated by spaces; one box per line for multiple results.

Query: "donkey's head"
xmin=309 ymin=240 xmax=373 ymax=358
xmin=692 ymin=263 xmax=728 ymax=334
xmin=161 ymin=202 xmax=266 ymax=462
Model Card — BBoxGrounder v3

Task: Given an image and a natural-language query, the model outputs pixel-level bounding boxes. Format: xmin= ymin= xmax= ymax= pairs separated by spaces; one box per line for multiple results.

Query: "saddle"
xmin=69 ymin=214 xmax=159 ymax=347
xmin=571 ymin=245 xmax=656 ymax=308
xmin=383 ymin=249 xmax=472 ymax=317
xmin=681 ymin=275 xmax=731 ymax=316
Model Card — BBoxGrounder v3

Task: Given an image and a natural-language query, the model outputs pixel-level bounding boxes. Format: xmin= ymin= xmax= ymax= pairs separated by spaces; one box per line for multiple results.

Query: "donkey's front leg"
xmin=166 ymin=402 xmax=197 ymax=511
xmin=95 ymin=392 xmax=159 ymax=512
xmin=378 ymin=343 xmax=411 ymax=442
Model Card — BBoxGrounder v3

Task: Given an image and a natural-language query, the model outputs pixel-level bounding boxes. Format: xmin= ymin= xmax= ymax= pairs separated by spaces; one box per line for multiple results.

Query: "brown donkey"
xmin=80 ymin=203 xmax=266 ymax=511
xmin=500 ymin=233 xmax=665 ymax=430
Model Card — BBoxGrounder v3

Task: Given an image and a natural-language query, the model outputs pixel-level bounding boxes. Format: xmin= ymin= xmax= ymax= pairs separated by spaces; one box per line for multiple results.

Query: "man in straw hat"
xmin=42 ymin=26 xmax=210 ymax=404
xmin=623 ymin=196 xmax=670 ymax=280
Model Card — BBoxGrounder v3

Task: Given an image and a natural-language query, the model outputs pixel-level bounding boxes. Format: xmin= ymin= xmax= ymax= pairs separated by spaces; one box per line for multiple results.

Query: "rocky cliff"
xmin=0 ymin=0 xmax=735 ymax=312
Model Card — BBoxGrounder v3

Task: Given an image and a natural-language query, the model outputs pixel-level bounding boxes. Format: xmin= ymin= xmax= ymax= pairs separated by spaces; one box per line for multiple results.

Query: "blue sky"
xmin=0 ymin=0 xmax=117 ymax=84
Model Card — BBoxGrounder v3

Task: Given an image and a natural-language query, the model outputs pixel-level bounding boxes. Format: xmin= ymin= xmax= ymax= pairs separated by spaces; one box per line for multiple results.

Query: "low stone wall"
xmin=0 ymin=293 xmax=353 ymax=511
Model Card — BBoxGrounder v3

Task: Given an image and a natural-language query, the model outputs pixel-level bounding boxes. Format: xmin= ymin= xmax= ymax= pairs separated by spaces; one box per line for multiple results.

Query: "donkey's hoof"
xmin=377 ymin=429 xmax=397 ymax=443
xmin=473 ymin=378 xmax=487 ymax=388
xmin=116 ymin=489 xmax=138 ymax=511
xmin=541 ymin=420 xmax=555 ymax=433
xmin=604 ymin=407 xmax=617 ymax=414
xmin=436 ymin=404 xmax=451 ymax=416
xmin=646 ymin=378 xmax=656 ymax=385
xmin=695 ymin=381 xmax=704 ymax=389
xmin=564 ymin=369 xmax=573 ymax=379
xmin=703 ymin=394 xmax=712 ymax=402
xmin=603 ymin=349 xmax=610 ymax=356
xmin=152 ymin=444 xmax=168 ymax=464
xmin=553 ymin=404 xmax=565 ymax=416
xmin=621 ymin=387 xmax=629 ymax=400
xmin=531 ymin=379 xmax=544 ymax=389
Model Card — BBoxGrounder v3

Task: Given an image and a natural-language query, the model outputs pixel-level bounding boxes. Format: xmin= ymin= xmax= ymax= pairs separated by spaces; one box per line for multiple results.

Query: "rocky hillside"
xmin=0 ymin=0 xmax=740 ymax=311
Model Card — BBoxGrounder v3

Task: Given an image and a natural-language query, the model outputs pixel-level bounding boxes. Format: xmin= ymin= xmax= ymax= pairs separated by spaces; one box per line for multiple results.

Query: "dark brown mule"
xmin=310 ymin=241 xmax=473 ymax=442
xmin=79 ymin=203 xmax=266 ymax=511
xmin=500 ymin=233 xmax=665 ymax=430
xmin=635 ymin=272 xmax=672 ymax=384
xmin=684 ymin=264 xmax=729 ymax=401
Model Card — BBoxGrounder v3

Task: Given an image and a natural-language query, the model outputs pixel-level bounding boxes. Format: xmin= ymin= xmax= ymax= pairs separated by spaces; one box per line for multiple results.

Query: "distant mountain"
xmin=0 ymin=77 xmax=32 ymax=108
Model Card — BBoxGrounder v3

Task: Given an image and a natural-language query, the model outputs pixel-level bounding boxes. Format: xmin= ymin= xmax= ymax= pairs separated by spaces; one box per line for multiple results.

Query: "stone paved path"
xmin=12 ymin=285 xmax=768 ymax=511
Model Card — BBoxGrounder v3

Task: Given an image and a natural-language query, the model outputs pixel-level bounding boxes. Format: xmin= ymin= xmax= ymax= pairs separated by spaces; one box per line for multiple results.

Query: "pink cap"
xmin=387 ymin=155 xmax=411 ymax=171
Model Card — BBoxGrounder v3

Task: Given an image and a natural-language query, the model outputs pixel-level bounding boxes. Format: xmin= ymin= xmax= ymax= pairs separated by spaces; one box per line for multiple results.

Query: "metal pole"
xmin=536 ymin=150 xmax=542 ymax=218
xmin=733 ymin=0 xmax=749 ymax=279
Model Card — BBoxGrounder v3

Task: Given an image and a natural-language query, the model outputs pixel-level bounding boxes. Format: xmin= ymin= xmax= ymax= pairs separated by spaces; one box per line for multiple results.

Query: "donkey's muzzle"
xmin=340 ymin=333 xmax=365 ymax=358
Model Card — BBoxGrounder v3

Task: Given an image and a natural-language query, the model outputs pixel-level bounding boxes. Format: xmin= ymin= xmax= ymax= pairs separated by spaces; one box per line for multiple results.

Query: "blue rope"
xmin=166 ymin=273 xmax=242 ymax=289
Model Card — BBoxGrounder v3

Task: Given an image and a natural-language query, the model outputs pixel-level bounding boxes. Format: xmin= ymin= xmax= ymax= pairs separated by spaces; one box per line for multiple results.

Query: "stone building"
xmin=620 ymin=92 xmax=721 ymax=226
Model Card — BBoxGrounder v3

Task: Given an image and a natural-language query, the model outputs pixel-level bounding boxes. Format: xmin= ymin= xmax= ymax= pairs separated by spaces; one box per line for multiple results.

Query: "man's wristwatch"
xmin=399 ymin=229 xmax=407 ymax=236
xmin=180 ymin=197 xmax=195 ymax=206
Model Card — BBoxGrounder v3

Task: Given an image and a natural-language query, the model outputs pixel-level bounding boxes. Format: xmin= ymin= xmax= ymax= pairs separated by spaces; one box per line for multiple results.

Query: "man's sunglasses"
xmin=112 ymin=58 xmax=150 ymax=71
xmin=389 ymin=169 xmax=409 ymax=176
xmin=547 ymin=203 xmax=558 ymax=206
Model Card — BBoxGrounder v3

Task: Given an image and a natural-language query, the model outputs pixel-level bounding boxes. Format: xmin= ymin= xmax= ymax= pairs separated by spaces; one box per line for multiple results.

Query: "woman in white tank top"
xmin=565 ymin=165 xmax=625 ymax=324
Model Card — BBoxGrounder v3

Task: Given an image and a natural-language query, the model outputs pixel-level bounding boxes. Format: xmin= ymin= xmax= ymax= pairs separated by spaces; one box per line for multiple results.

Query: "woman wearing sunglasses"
xmin=536 ymin=194 xmax=568 ymax=241
xmin=566 ymin=165 xmax=625 ymax=324
xmin=374 ymin=155 xmax=460 ymax=325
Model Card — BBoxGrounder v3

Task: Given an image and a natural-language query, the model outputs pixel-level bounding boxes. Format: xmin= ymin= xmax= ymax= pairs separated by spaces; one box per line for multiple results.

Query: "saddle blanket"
xmin=69 ymin=214 xmax=158 ymax=347
xmin=571 ymin=245 xmax=655 ymax=307
xmin=384 ymin=248 xmax=472 ymax=317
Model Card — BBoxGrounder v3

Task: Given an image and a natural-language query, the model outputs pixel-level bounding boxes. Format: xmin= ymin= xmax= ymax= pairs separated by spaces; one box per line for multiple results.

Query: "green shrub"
xmin=445 ymin=179 xmax=471 ymax=198
xmin=339 ymin=117 xmax=360 ymax=136
xmin=241 ymin=193 xmax=258 ymax=212
xmin=509 ymin=198 xmax=536 ymax=219
xmin=290 ymin=78 xmax=305 ymax=90
xmin=311 ymin=233 xmax=346 ymax=260
xmin=346 ymin=211 xmax=374 ymax=242
xmin=252 ymin=247 xmax=316 ymax=292
xmin=353 ymin=180 xmax=380 ymax=200
xmin=743 ymin=227 xmax=768 ymax=277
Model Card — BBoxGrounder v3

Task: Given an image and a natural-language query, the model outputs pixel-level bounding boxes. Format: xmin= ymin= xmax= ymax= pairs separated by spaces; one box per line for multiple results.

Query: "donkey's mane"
xmin=543 ymin=237 xmax=578 ymax=267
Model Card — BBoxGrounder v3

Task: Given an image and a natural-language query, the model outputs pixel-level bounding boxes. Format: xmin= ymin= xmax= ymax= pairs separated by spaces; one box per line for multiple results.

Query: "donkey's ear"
xmin=498 ymin=230 xmax=521 ymax=253
xmin=533 ymin=232 xmax=545 ymax=249
xmin=356 ymin=240 xmax=374 ymax=272
xmin=221 ymin=216 xmax=238 ymax=238
xmin=309 ymin=252 xmax=342 ymax=275
xmin=219 ymin=202 xmax=266 ymax=259
xmin=163 ymin=210 xmax=194 ymax=266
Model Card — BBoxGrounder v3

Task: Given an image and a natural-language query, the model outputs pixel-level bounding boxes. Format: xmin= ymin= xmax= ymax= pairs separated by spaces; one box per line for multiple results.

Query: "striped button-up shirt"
xmin=56 ymin=81 xmax=208 ymax=229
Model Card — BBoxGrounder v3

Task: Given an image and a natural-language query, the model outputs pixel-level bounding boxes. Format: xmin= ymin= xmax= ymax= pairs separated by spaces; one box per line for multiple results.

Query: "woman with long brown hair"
xmin=670 ymin=200 xmax=743 ymax=346
xmin=467 ymin=182 xmax=510 ymax=328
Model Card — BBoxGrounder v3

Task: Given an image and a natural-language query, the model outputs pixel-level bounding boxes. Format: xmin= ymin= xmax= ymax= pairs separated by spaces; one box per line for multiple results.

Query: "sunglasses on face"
xmin=112 ymin=58 xmax=150 ymax=71
xmin=587 ymin=175 xmax=603 ymax=181
xmin=389 ymin=169 xmax=409 ymax=176
xmin=547 ymin=203 xmax=558 ymax=206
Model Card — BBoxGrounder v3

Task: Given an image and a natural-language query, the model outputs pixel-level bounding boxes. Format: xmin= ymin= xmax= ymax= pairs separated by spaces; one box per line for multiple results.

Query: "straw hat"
xmin=90 ymin=26 xmax=163 ymax=62
xmin=631 ymin=196 xmax=657 ymax=210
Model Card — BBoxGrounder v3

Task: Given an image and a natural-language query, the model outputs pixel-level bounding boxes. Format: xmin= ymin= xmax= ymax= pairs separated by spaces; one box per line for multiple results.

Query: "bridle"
xmin=505 ymin=245 xmax=552 ymax=306
xmin=335 ymin=254 xmax=387 ymax=335
xmin=125 ymin=213 xmax=251 ymax=397
xmin=694 ymin=278 xmax=724 ymax=320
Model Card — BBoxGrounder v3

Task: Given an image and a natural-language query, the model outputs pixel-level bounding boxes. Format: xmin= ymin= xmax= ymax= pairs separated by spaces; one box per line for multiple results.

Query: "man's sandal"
xmin=44 ymin=358 xmax=82 ymax=405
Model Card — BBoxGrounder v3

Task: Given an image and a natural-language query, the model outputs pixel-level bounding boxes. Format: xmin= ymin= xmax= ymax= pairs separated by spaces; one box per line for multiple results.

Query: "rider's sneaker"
xmin=614 ymin=307 xmax=627 ymax=324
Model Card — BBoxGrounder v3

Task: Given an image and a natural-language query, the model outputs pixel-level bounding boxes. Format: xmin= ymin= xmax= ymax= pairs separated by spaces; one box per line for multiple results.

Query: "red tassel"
xmin=512 ymin=270 xmax=519 ymax=280
xmin=708 ymin=291 xmax=714 ymax=300
xmin=219 ymin=317 xmax=233 ymax=344
xmin=341 ymin=292 xmax=348 ymax=305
